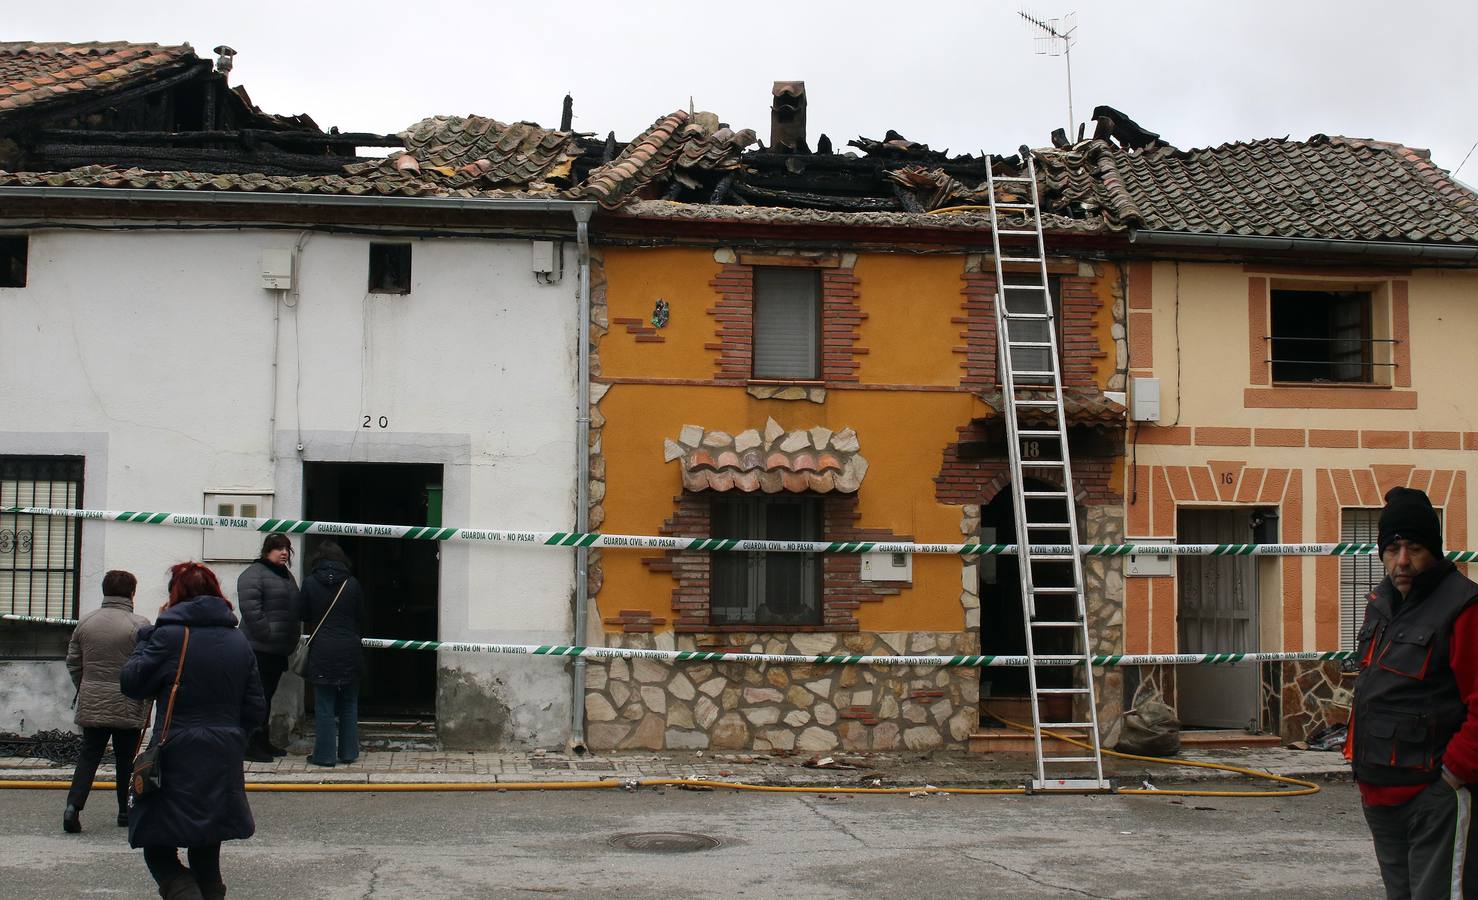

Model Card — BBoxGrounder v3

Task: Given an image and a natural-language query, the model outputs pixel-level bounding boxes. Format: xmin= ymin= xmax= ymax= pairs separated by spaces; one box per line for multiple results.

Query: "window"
xmin=0 ymin=456 xmax=83 ymax=622
xmin=711 ymin=495 xmax=821 ymax=625
xmin=0 ymin=235 xmax=27 ymax=287
xmin=1001 ymin=272 xmax=1062 ymax=385
xmin=1270 ymin=289 xmax=1383 ymax=384
xmin=369 ymin=243 xmax=412 ymax=294
xmin=752 ymin=267 xmax=819 ymax=380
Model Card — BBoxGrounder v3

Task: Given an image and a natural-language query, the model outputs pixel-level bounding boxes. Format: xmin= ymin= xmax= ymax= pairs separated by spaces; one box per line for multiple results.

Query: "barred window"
xmin=711 ymin=495 xmax=821 ymax=626
xmin=1270 ymin=289 xmax=1382 ymax=384
xmin=1339 ymin=508 xmax=1383 ymax=652
xmin=0 ymin=456 xmax=84 ymax=621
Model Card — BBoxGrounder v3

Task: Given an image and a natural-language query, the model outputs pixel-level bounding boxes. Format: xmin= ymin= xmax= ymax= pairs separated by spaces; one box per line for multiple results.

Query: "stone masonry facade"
xmin=582 ymin=631 xmax=979 ymax=752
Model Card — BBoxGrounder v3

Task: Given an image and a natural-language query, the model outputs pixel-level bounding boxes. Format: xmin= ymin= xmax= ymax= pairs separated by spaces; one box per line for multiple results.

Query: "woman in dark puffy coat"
xmin=235 ymin=533 xmax=298 ymax=761
xmin=122 ymin=562 xmax=264 ymax=900
xmin=299 ymin=540 xmax=365 ymax=767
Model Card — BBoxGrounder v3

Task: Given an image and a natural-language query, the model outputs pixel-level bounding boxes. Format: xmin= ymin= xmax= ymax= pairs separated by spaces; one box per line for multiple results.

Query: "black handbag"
xmin=290 ymin=581 xmax=346 ymax=677
xmin=131 ymin=626 xmax=189 ymax=799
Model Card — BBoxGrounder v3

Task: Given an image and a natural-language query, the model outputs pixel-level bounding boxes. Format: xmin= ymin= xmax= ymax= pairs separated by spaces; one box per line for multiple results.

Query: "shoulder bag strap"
xmin=304 ymin=581 xmax=348 ymax=648
xmin=157 ymin=626 xmax=190 ymax=746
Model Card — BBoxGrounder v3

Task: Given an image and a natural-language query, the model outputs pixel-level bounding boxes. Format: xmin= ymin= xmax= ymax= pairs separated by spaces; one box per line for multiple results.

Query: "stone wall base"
xmin=583 ymin=631 xmax=980 ymax=752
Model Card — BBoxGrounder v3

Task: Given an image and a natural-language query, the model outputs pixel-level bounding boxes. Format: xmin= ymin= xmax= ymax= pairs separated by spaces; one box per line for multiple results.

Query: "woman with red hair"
xmin=121 ymin=562 xmax=264 ymax=900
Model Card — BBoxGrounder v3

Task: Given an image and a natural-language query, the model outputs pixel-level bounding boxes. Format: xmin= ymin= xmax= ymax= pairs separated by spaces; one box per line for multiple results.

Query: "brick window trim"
xmin=958 ymin=269 xmax=1106 ymax=392
xmin=641 ymin=491 xmax=907 ymax=634
xmin=709 ymin=263 xmax=865 ymax=385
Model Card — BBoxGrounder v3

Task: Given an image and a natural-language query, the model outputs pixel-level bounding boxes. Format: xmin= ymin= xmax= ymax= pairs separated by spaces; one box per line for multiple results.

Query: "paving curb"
xmin=0 ymin=748 xmax=1352 ymax=789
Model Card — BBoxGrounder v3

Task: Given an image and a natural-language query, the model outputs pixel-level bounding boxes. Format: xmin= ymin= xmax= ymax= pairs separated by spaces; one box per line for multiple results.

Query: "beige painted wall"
xmin=1123 ymin=261 xmax=1478 ymax=656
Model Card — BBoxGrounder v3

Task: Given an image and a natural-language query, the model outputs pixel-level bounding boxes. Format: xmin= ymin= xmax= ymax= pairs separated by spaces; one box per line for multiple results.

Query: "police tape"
xmin=0 ymin=615 xmax=1354 ymax=667
xmin=4 ymin=505 xmax=1469 ymax=560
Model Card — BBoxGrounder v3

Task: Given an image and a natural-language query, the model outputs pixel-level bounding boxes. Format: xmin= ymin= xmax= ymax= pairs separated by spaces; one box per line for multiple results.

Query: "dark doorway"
xmin=978 ymin=479 xmax=1076 ymax=699
xmin=302 ymin=462 xmax=441 ymax=719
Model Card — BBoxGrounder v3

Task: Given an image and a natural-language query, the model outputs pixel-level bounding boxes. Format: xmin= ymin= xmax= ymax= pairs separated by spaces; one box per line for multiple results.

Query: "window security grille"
xmin=711 ymin=495 xmax=821 ymax=625
xmin=1269 ymin=290 xmax=1388 ymax=384
xmin=752 ymin=267 xmax=820 ymax=380
xmin=0 ymin=456 xmax=84 ymax=620
xmin=1340 ymin=508 xmax=1383 ymax=652
xmin=1339 ymin=506 xmax=1445 ymax=652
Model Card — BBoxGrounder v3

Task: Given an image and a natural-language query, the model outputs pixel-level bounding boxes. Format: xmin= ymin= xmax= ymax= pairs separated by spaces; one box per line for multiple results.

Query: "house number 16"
xmin=363 ymin=415 xmax=389 ymax=429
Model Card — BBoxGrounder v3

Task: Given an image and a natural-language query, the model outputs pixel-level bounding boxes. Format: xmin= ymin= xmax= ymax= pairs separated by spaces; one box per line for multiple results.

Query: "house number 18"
xmin=363 ymin=415 xmax=389 ymax=429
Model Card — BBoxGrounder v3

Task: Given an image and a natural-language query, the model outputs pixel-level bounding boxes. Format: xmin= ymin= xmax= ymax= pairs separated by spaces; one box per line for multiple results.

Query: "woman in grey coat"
xmin=235 ymin=534 xmax=298 ymax=761
xmin=63 ymin=569 xmax=150 ymax=833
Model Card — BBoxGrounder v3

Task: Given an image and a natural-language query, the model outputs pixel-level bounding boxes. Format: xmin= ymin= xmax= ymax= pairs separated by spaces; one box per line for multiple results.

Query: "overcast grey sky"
xmin=11 ymin=0 xmax=1478 ymax=172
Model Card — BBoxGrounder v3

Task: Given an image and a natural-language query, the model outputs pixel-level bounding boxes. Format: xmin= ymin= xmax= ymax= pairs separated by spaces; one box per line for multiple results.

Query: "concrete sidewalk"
xmin=0 ymin=743 xmax=1350 ymax=788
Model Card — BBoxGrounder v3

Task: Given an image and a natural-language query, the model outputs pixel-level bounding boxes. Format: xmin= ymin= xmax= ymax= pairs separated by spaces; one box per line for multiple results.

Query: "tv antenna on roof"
xmin=1019 ymin=8 xmax=1078 ymax=141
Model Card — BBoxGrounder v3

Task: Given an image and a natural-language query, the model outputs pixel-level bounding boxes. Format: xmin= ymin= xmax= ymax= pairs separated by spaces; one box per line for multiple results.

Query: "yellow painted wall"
xmin=596 ymin=246 xmax=1120 ymax=636
xmin=852 ymin=253 xmax=966 ymax=386
xmin=601 ymin=247 xmax=723 ymax=380
xmin=598 ymin=384 xmax=984 ymax=633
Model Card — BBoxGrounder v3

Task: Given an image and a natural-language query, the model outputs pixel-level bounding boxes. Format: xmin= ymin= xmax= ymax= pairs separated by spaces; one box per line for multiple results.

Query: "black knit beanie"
xmin=1378 ymin=486 xmax=1442 ymax=556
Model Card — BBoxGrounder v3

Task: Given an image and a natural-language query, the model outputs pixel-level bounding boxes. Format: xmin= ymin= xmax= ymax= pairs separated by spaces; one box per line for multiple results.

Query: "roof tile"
xmin=0 ymin=41 xmax=196 ymax=117
xmin=1038 ymin=135 xmax=1478 ymax=244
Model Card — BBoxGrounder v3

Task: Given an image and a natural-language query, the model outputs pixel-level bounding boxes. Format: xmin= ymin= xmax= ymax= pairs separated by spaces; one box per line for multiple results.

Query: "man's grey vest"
xmin=1352 ymin=564 xmax=1478 ymax=786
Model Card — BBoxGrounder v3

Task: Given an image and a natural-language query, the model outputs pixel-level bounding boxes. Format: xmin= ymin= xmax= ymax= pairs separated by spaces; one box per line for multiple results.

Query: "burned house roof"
xmin=0 ymin=163 xmax=489 ymax=198
xmin=0 ymin=41 xmax=195 ymax=118
xmin=1037 ymin=135 xmax=1478 ymax=244
xmin=2 ymin=48 xmax=1475 ymax=249
xmin=340 ymin=115 xmax=584 ymax=192
xmin=581 ymin=110 xmax=744 ymax=208
xmin=0 ymin=42 xmax=400 ymax=177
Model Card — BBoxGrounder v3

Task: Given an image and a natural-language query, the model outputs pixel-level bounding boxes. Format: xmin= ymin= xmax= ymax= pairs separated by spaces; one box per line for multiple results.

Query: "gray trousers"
xmin=1364 ymin=779 xmax=1475 ymax=899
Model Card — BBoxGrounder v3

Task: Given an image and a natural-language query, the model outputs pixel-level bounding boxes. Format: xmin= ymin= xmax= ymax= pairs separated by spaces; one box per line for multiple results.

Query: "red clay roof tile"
xmin=0 ymin=41 xmax=196 ymax=118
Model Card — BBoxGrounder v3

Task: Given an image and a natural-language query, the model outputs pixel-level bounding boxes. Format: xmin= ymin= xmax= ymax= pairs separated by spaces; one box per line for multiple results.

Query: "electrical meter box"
xmin=1129 ymin=376 xmax=1160 ymax=422
xmin=1126 ymin=551 xmax=1174 ymax=577
xmin=260 ymin=250 xmax=292 ymax=290
xmin=860 ymin=551 xmax=912 ymax=582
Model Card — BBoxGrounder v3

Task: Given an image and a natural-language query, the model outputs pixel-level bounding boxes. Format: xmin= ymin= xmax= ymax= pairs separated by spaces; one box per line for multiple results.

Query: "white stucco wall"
xmin=0 ymin=224 xmax=581 ymax=746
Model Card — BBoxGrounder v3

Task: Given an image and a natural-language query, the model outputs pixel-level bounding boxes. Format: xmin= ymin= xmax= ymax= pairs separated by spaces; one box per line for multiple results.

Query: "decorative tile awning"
xmin=665 ymin=417 xmax=868 ymax=493
xmin=978 ymin=387 xmax=1126 ymax=429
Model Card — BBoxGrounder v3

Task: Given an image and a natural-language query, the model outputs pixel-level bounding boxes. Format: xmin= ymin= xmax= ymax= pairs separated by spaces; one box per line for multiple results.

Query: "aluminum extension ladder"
xmin=985 ymin=149 xmax=1110 ymax=792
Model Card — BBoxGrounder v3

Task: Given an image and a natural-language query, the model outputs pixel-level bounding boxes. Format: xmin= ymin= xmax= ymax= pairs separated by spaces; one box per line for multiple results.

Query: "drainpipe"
xmin=570 ymin=206 xmax=594 ymax=755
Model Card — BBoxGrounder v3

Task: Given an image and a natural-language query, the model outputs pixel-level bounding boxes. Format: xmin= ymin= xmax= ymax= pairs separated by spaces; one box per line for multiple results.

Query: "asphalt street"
xmin=1 ymin=783 xmax=1382 ymax=899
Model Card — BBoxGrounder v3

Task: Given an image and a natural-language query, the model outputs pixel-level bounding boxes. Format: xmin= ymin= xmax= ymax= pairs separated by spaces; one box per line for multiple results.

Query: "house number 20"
xmin=363 ymin=415 xmax=389 ymax=429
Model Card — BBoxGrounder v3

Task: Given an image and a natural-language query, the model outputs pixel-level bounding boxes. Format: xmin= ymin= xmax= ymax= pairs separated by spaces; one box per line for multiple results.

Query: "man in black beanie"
xmin=1351 ymin=486 xmax=1478 ymax=897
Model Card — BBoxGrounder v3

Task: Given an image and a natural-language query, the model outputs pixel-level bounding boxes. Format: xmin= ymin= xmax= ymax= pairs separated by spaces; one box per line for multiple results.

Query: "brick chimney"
xmin=770 ymin=81 xmax=807 ymax=154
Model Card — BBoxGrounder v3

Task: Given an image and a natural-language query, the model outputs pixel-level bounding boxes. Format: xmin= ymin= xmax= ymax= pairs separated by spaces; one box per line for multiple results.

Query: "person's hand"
xmin=1442 ymin=767 xmax=1464 ymax=790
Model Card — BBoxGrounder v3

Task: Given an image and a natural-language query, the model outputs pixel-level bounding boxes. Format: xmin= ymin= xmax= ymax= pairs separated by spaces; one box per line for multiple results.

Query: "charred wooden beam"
xmin=23 ymin=61 xmax=212 ymax=124
xmin=731 ymin=182 xmax=901 ymax=211
xmin=890 ymin=183 xmax=925 ymax=213
xmin=34 ymin=143 xmax=354 ymax=175
xmin=34 ymin=128 xmax=402 ymax=148
xmin=708 ymin=173 xmax=735 ymax=205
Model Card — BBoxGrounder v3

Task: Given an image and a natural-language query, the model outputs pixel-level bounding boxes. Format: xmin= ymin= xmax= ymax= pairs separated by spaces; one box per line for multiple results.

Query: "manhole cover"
xmin=608 ymin=832 xmax=722 ymax=853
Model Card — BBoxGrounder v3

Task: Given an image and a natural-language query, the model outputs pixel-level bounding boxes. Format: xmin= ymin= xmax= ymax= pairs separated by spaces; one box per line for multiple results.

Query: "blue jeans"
xmin=311 ymin=682 xmax=359 ymax=764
